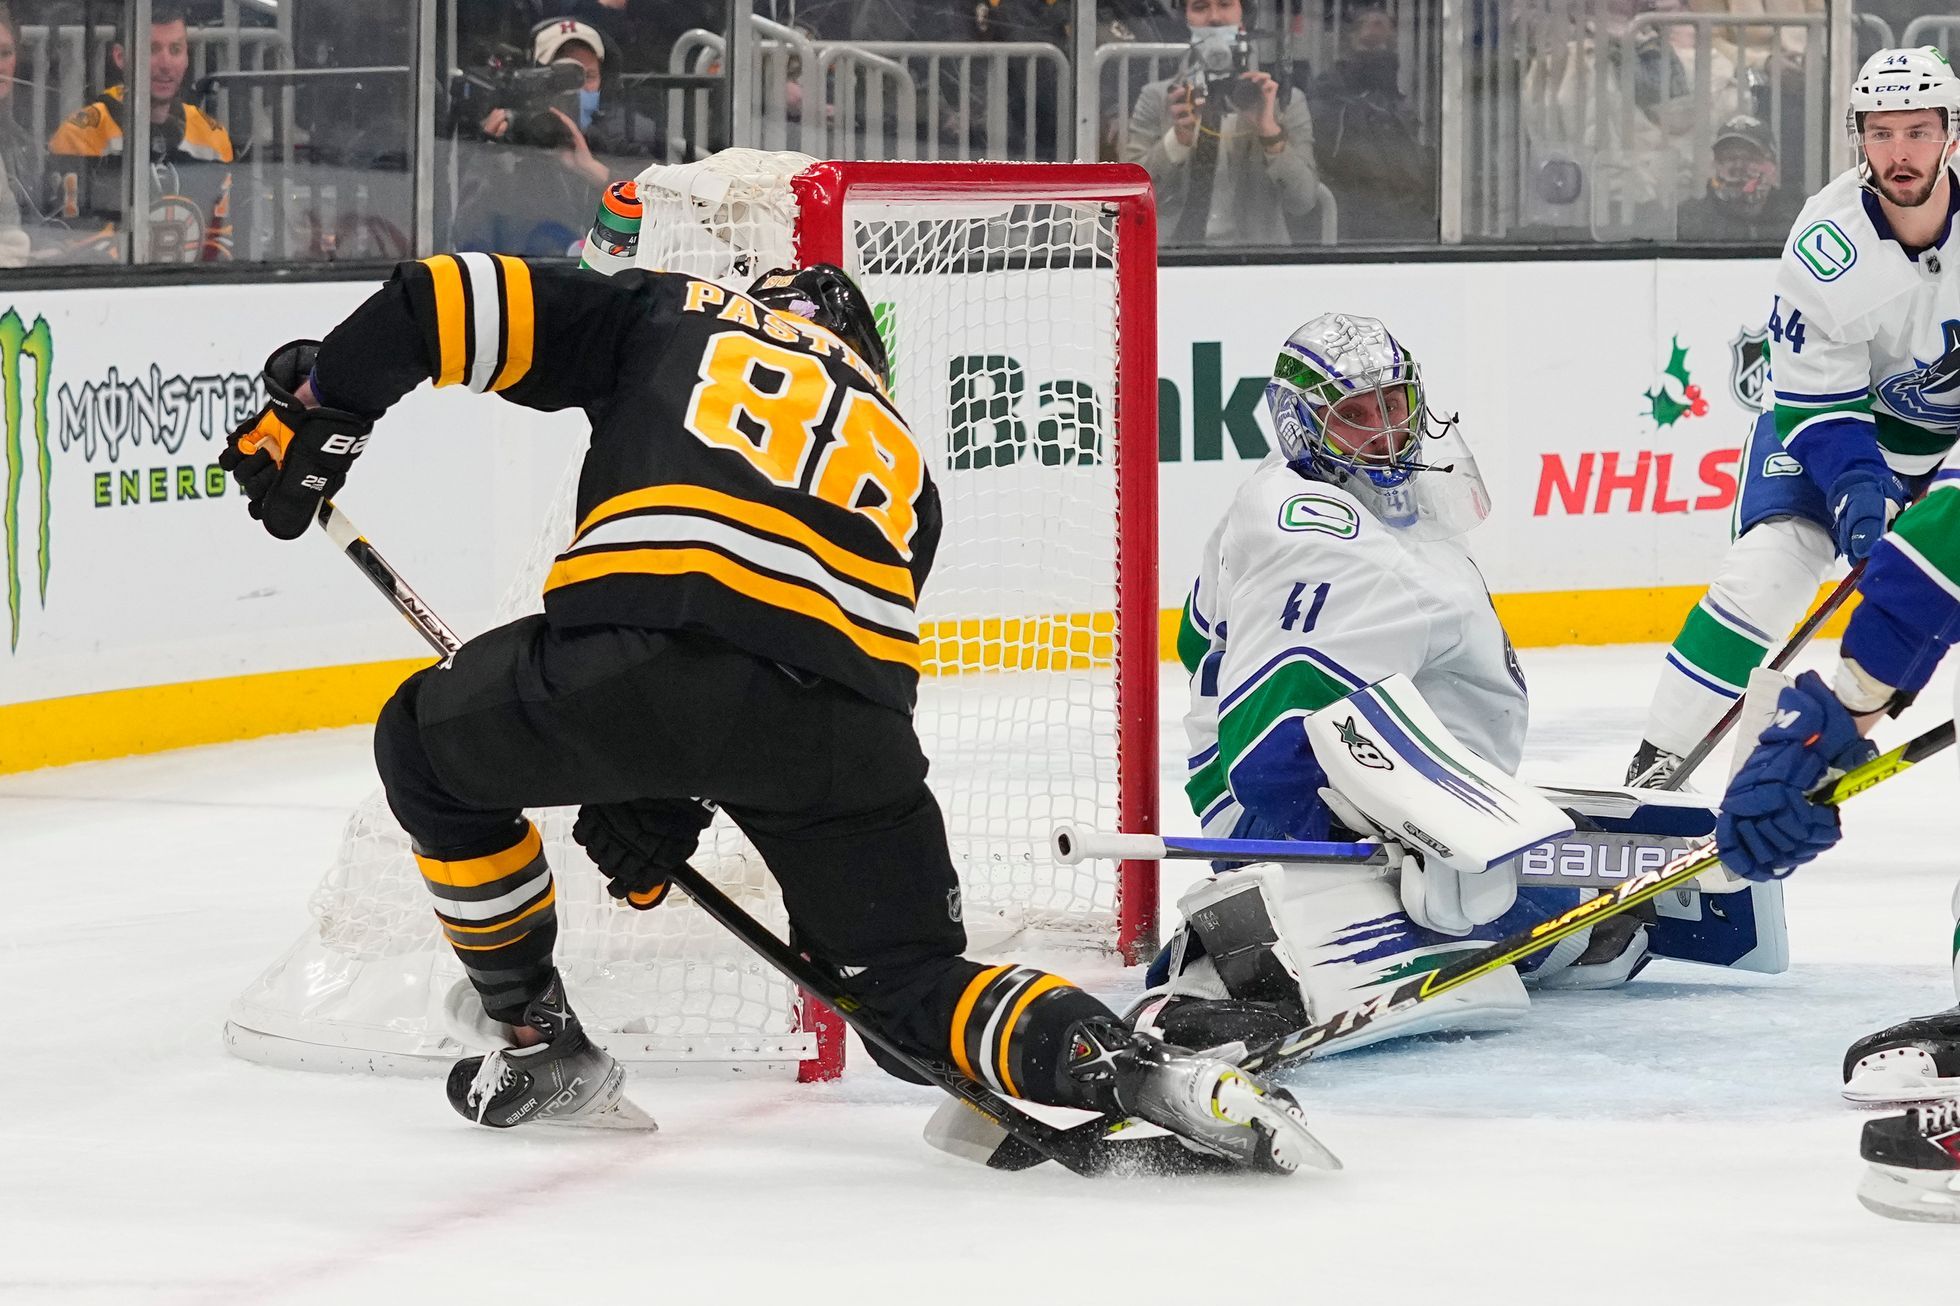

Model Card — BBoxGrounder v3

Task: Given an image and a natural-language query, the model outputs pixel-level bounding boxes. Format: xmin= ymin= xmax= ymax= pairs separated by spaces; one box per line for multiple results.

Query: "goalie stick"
xmin=1051 ymin=823 xmax=1720 ymax=893
xmin=961 ymin=719 xmax=1957 ymax=1173
xmin=310 ymin=500 xmax=1215 ymax=1178
xmin=1663 ymin=562 xmax=1867 ymax=791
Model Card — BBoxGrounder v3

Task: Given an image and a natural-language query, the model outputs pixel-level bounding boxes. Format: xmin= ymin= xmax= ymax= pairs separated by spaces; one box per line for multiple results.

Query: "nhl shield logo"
xmin=1729 ymin=325 xmax=1770 ymax=412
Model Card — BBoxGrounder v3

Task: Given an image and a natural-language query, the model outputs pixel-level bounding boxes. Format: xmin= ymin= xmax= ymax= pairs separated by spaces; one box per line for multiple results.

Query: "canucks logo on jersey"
xmin=1876 ymin=320 xmax=1960 ymax=428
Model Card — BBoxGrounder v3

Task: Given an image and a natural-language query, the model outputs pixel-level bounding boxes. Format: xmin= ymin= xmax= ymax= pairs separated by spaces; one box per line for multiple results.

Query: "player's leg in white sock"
xmin=1638 ymin=515 xmax=1835 ymax=760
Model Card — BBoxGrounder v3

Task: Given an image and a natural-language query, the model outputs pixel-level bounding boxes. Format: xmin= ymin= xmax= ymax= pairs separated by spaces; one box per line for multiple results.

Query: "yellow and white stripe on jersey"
xmin=421 ymin=252 xmax=535 ymax=393
xmin=543 ymin=483 xmax=922 ymax=671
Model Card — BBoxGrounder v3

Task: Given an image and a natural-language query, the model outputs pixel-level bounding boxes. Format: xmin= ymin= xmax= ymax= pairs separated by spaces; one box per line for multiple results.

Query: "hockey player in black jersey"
xmin=219 ymin=252 xmax=1334 ymax=1172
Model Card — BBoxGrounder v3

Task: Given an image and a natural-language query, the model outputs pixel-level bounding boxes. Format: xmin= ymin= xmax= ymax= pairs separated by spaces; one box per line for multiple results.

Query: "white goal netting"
xmin=225 ymin=152 xmax=1144 ymax=1076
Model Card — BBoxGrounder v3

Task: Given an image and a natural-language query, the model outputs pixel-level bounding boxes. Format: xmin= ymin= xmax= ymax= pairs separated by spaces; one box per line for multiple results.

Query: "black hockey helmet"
xmin=747 ymin=263 xmax=891 ymax=387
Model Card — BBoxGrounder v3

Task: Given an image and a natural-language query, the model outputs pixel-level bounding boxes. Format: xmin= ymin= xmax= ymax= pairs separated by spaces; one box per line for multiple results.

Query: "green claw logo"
xmin=1 ymin=309 xmax=54 ymax=653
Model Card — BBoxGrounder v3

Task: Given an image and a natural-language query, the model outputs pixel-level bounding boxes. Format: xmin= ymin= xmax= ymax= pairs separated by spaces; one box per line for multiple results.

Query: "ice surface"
xmin=4 ymin=643 xmax=1958 ymax=1305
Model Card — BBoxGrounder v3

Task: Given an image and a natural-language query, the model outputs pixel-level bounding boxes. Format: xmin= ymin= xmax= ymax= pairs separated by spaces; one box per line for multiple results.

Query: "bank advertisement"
xmin=1 ymin=258 xmax=1782 ymax=725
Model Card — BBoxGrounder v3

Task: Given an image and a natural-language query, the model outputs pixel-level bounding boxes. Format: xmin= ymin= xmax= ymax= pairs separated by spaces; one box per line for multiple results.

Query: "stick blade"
xmin=923 ymin=1096 xmax=1049 ymax=1169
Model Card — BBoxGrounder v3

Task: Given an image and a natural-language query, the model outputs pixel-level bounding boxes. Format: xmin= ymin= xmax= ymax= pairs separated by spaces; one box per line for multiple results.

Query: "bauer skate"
xmin=447 ymin=972 xmax=655 ymax=1130
xmin=1857 ymin=1100 xmax=1960 ymax=1223
xmin=1071 ymin=1021 xmax=1339 ymax=1174
xmin=1624 ymin=740 xmax=1685 ymax=790
xmin=1842 ymin=1007 xmax=1960 ymax=1105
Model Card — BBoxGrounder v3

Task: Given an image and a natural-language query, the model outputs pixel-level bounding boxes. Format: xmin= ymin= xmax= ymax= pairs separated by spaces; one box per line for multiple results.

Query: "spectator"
xmin=1307 ymin=0 xmax=1435 ymax=242
xmin=450 ymin=18 xmax=653 ymax=258
xmin=44 ymin=0 xmax=236 ymax=262
xmin=528 ymin=17 xmax=658 ymax=157
xmin=1123 ymin=0 xmax=1320 ymax=247
xmin=1676 ymin=113 xmax=1803 ymax=241
xmin=0 ymin=2 xmax=38 ymax=263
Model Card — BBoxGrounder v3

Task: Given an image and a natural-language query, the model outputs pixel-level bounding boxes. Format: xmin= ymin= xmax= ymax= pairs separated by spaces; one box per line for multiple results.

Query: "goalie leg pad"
xmin=1161 ymin=863 xmax=1530 ymax=1056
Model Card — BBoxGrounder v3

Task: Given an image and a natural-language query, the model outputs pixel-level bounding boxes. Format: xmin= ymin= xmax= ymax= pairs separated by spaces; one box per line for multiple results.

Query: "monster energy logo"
xmin=1 ymin=309 xmax=53 ymax=653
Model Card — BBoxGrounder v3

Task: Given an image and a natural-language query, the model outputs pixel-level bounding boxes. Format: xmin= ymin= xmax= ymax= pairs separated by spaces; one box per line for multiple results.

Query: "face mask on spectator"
xmin=577 ymin=88 xmax=599 ymax=129
xmin=1342 ymin=50 xmax=1399 ymax=89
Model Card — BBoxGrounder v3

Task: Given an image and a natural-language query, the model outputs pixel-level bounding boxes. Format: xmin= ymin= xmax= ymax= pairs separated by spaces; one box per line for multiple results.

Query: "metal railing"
xmin=1901 ymin=16 xmax=1960 ymax=60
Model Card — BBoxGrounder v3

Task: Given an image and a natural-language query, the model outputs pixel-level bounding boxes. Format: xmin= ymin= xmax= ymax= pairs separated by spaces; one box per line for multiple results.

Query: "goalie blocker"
xmin=1138 ymin=677 xmax=1789 ymax=1055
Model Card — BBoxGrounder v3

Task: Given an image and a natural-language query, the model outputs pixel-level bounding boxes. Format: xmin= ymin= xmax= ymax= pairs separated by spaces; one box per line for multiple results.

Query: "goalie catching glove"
xmin=573 ymin=797 xmax=716 ymax=909
xmin=220 ymin=340 xmax=374 ymax=540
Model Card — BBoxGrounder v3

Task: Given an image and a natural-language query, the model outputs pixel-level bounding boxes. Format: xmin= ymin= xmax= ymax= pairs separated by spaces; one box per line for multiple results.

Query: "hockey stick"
xmin=311 ymin=501 xmax=1194 ymax=1179
xmin=1054 ymin=825 xmax=1387 ymax=865
xmin=963 ymin=719 xmax=1957 ymax=1172
xmin=1053 ymin=823 xmax=1719 ymax=893
xmin=1663 ymin=562 xmax=1866 ymax=791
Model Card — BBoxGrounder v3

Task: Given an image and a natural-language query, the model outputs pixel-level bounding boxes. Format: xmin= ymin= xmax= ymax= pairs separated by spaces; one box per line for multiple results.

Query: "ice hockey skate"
xmin=1857 ymin=1100 xmax=1960 ymax=1223
xmin=1624 ymin=740 xmax=1684 ymax=790
xmin=1842 ymin=1007 xmax=1960 ymax=1106
xmin=1068 ymin=1021 xmax=1339 ymax=1175
xmin=447 ymin=973 xmax=655 ymax=1131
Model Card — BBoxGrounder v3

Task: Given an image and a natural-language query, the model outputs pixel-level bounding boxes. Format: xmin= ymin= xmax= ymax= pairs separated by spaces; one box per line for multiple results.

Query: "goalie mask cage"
xmin=223 ymin=153 xmax=1158 ymax=1082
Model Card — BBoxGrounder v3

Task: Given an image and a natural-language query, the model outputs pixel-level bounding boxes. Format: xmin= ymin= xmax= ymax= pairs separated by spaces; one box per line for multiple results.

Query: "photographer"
xmin=1122 ymin=0 xmax=1318 ymax=247
xmin=475 ymin=21 xmax=613 ymax=191
xmin=450 ymin=19 xmax=652 ymax=256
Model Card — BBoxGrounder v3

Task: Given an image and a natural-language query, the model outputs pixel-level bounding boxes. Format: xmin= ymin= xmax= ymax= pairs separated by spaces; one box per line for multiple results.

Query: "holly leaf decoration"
xmin=1645 ymin=386 xmax=1691 ymax=428
xmin=1664 ymin=337 xmax=1692 ymax=390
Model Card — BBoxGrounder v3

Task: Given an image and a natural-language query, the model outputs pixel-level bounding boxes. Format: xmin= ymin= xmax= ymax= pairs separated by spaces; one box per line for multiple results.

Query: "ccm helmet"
xmin=1846 ymin=47 xmax=1960 ymax=192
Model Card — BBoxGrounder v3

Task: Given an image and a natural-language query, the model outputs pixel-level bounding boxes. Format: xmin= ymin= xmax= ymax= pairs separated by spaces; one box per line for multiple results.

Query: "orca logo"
xmin=1875 ymin=320 xmax=1960 ymax=427
xmin=1335 ymin=715 xmax=1393 ymax=770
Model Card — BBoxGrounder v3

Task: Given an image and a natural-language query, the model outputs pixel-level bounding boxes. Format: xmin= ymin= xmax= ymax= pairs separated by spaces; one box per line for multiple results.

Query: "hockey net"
xmin=224 ymin=153 xmax=1158 ymax=1079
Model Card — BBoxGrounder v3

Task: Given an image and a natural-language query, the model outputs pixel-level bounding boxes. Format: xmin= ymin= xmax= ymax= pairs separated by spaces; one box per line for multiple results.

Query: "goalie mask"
xmin=747 ymin=263 xmax=891 ymax=387
xmin=1265 ymin=313 xmax=1490 ymax=539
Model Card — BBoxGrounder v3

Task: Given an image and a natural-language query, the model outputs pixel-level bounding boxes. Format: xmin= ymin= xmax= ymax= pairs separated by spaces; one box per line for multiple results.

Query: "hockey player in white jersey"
xmin=1627 ymin=47 xmax=1960 ymax=789
xmin=1143 ymin=313 xmax=1783 ymax=1056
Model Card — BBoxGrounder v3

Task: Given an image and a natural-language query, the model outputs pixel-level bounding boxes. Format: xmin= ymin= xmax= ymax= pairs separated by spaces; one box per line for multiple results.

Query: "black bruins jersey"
xmin=316 ymin=254 xmax=940 ymax=713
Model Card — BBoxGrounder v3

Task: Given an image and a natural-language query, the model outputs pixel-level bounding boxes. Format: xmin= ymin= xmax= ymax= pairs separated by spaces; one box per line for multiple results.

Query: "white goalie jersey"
xmin=1177 ymin=455 xmax=1528 ymax=840
xmin=1769 ymin=165 xmax=1960 ymax=478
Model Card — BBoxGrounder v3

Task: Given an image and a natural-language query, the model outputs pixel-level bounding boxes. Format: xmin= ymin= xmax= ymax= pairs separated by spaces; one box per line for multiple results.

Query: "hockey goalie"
xmin=1138 ymin=313 xmax=1789 ymax=1055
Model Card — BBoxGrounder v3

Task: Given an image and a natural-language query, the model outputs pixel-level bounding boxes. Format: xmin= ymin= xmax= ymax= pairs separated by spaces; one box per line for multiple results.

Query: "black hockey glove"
xmin=574 ymin=797 xmax=716 ymax=910
xmin=219 ymin=340 xmax=374 ymax=541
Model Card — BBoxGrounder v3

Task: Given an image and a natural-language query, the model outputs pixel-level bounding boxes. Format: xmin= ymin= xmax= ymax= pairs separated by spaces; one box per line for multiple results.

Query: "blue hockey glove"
xmin=1828 ymin=468 xmax=1907 ymax=562
xmin=1716 ymin=671 xmax=1876 ymax=881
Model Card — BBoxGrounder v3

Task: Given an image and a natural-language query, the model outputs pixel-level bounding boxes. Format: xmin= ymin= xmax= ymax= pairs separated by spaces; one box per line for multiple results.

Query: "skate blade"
xmin=540 ymin=1062 xmax=658 ymax=1132
xmin=1215 ymin=1077 xmax=1342 ymax=1174
xmin=543 ymin=1091 xmax=658 ymax=1131
xmin=1843 ymin=1053 xmax=1960 ymax=1107
xmin=1857 ymin=1164 xmax=1960 ymax=1223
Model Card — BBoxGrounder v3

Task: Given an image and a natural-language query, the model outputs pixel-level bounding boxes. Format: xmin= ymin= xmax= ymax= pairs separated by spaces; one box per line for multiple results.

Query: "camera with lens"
xmin=448 ymin=50 xmax=586 ymax=149
xmin=1186 ymin=24 xmax=1262 ymax=114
